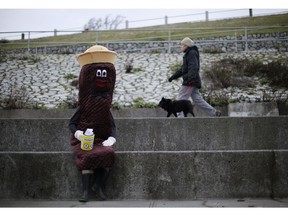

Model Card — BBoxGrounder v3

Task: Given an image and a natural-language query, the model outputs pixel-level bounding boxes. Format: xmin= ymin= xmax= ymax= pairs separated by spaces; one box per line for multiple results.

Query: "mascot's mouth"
xmin=95 ymin=81 xmax=106 ymax=88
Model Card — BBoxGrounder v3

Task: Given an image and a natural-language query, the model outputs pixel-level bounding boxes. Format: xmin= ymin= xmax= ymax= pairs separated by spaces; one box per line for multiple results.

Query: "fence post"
xmin=235 ymin=31 xmax=238 ymax=52
xmin=249 ymin=9 xmax=253 ymax=17
xmin=244 ymin=27 xmax=248 ymax=52
xmin=27 ymin=32 xmax=30 ymax=54
xmin=165 ymin=16 xmax=168 ymax=25
xmin=125 ymin=20 xmax=129 ymax=29
xmin=205 ymin=11 xmax=209 ymax=22
xmin=95 ymin=32 xmax=99 ymax=44
xmin=168 ymin=30 xmax=171 ymax=53
xmin=54 ymin=29 xmax=57 ymax=37
xmin=21 ymin=33 xmax=25 ymax=40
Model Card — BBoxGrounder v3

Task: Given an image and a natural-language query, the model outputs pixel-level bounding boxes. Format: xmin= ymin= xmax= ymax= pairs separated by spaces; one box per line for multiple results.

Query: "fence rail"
xmin=1 ymin=26 xmax=288 ymax=53
xmin=1 ymin=8 xmax=288 ymax=41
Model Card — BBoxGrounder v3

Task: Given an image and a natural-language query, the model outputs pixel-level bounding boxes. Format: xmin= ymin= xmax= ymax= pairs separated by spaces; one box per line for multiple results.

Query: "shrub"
xmin=169 ymin=62 xmax=182 ymax=73
xmin=16 ymin=54 xmax=41 ymax=64
xmin=125 ymin=58 xmax=133 ymax=73
xmin=133 ymin=97 xmax=157 ymax=108
xmin=0 ymin=49 xmax=7 ymax=63
xmin=1 ymin=85 xmax=32 ymax=109
xmin=204 ymin=59 xmax=233 ymax=88
xmin=203 ymin=57 xmax=288 ymax=89
xmin=57 ymin=94 xmax=78 ymax=109
xmin=0 ymin=39 xmax=9 ymax=44
xmin=202 ymin=47 xmax=224 ymax=54
xmin=112 ymin=102 xmax=122 ymax=110
xmin=202 ymin=88 xmax=232 ymax=106
xmin=64 ymin=73 xmax=78 ymax=80
xmin=263 ymin=61 xmax=288 ymax=88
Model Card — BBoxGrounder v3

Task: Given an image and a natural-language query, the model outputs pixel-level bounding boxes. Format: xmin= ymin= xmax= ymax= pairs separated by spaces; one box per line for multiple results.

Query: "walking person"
xmin=168 ymin=37 xmax=221 ymax=117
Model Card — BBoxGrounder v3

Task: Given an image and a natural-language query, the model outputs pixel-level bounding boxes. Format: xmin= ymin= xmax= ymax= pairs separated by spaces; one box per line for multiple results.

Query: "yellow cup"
xmin=81 ymin=134 xmax=95 ymax=151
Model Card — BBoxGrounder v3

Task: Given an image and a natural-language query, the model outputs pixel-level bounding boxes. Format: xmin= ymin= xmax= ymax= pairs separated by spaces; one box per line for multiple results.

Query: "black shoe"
xmin=92 ymin=184 xmax=107 ymax=201
xmin=215 ymin=110 xmax=222 ymax=117
xmin=79 ymin=192 xmax=89 ymax=202
xmin=79 ymin=174 xmax=90 ymax=202
xmin=92 ymin=168 xmax=109 ymax=201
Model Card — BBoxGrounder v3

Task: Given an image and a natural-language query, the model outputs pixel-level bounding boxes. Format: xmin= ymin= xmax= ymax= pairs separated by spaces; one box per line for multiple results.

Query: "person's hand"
xmin=102 ymin=137 xmax=116 ymax=147
xmin=168 ymin=77 xmax=173 ymax=82
xmin=74 ymin=130 xmax=84 ymax=141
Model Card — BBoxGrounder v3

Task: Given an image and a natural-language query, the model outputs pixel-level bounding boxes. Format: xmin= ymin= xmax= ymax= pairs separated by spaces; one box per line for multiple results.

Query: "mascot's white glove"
xmin=74 ymin=130 xmax=84 ymax=141
xmin=102 ymin=137 xmax=116 ymax=147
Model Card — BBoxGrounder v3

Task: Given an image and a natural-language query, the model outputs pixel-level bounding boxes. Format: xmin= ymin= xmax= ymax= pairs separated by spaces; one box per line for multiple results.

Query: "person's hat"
xmin=181 ymin=37 xmax=194 ymax=47
xmin=76 ymin=45 xmax=117 ymax=66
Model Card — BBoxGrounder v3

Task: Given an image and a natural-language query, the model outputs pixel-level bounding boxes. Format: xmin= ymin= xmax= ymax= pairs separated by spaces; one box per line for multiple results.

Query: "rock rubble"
xmin=0 ymin=52 xmax=287 ymax=108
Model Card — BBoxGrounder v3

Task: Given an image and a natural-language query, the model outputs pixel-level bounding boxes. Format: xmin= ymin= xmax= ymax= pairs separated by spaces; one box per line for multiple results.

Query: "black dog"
xmin=158 ymin=97 xmax=195 ymax=117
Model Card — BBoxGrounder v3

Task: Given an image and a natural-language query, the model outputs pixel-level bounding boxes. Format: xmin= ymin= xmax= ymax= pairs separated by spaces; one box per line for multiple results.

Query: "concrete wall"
xmin=1 ymin=151 xmax=288 ymax=200
xmin=1 ymin=117 xmax=287 ymax=152
xmin=0 ymin=117 xmax=288 ymax=200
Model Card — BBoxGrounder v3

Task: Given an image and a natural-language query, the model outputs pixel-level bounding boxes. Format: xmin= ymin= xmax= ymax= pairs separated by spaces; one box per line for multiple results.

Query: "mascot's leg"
xmin=92 ymin=168 xmax=110 ymax=201
xmin=79 ymin=170 xmax=94 ymax=202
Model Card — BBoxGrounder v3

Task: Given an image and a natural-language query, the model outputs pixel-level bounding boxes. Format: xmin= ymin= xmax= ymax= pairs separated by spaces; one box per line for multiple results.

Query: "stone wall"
xmin=11 ymin=32 xmax=288 ymax=54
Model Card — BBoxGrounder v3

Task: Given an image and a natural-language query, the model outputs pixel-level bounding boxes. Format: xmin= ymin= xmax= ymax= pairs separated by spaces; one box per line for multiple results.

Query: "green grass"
xmin=1 ymin=13 xmax=288 ymax=50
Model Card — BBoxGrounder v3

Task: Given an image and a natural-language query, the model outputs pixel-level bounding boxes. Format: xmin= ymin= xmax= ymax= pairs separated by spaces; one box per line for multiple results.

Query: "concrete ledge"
xmin=0 ymin=107 xmax=228 ymax=118
xmin=1 ymin=151 xmax=288 ymax=200
xmin=228 ymin=102 xmax=279 ymax=117
xmin=0 ymin=117 xmax=287 ymax=152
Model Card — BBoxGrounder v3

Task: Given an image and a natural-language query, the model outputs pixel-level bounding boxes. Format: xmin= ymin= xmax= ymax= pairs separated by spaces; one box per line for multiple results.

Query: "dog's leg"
xmin=189 ymin=106 xmax=195 ymax=117
xmin=190 ymin=111 xmax=195 ymax=117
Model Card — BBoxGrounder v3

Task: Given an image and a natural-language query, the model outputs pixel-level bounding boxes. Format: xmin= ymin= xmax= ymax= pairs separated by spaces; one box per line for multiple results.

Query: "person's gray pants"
xmin=177 ymin=85 xmax=216 ymax=117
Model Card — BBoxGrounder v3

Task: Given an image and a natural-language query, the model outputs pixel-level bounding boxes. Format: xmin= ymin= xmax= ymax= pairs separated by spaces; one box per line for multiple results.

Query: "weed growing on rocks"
xmin=204 ymin=57 xmax=288 ymax=89
xmin=133 ymin=97 xmax=157 ymax=108
xmin=57 ymin=94 xmax=78 ymax=109
xmin=64 ymin=73 xmax=78 ymax=80
xmin=15 ymin=54 xmax=41 ymax=64
xmin=0 ymin=84 xmax=33 ymax=109
xmin=112 ymin=102 xmax=122 ymax=110
xmin=0 ymin=49 xmax=7 ymax=63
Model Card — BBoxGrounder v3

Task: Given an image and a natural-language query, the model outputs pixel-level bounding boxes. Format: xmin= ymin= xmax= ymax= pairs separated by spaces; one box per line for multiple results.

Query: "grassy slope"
xmin=2 ymin=13 xmax=288 ymax=49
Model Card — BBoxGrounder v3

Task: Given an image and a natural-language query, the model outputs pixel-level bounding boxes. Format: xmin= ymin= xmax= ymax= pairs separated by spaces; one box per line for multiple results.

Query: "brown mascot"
xmin=69 ymin=45 xmax=117 ymax=202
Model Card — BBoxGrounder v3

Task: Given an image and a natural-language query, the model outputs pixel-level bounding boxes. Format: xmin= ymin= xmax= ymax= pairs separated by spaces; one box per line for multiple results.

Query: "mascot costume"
xmin=69 ymin=45 xmax=117 ymax=202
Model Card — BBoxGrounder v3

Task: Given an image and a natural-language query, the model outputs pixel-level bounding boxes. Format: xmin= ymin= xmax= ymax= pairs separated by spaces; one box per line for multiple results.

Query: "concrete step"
xmin=1 ymin=150 xmax=288 ymax=200
xmin=2 ymin=198 xmax=288 ymax=208
xmin=1 ymin=117 xmax=287 ymax=200
xmin=0 ymin=117 xmax=287 ymax=152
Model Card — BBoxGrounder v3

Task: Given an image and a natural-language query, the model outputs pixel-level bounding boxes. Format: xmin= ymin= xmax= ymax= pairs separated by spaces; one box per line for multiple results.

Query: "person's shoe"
xmin=79 ymin=174 xmax=90 ymax=202
xmin=92 ymin=184 xmax=107 ymax=201
xmin=215 ymin=110 xmax=222 ymax=117
xmin=92 ymin=168 xmax=108 ymax=201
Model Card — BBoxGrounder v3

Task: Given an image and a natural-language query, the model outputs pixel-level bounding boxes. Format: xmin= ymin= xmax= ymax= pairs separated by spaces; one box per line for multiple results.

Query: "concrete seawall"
xmin=0 ymin=117 xmax=288 ymax=200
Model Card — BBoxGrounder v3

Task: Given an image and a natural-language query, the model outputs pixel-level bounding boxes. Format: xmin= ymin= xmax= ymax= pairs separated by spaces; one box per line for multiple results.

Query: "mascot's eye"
xmin=102 ymin=70 xmax=107 ymax=77
xmin=96 ymin=69 xmax=102 ymax=77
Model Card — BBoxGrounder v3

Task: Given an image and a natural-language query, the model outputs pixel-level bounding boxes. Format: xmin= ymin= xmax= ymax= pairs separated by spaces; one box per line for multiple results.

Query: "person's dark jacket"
xmin=169 ymin=45 xmax=201 ymax=89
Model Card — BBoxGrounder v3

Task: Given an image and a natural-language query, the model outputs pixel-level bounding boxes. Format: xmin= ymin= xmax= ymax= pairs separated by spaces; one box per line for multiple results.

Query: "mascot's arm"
xmin=103 ymin=111 xmax=117 ymax=147
xmin=69 ymin=106 xmax=83 ymax=141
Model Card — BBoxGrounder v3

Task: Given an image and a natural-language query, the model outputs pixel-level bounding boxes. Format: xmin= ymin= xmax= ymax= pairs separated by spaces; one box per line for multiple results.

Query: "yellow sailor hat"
xmin=76 ymin=45 xmax=117 ymax=66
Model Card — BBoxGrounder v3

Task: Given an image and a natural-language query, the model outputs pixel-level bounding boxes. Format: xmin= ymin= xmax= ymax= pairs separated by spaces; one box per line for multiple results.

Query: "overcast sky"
xmin=0 ymin=1 xmax=287 ymax=40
